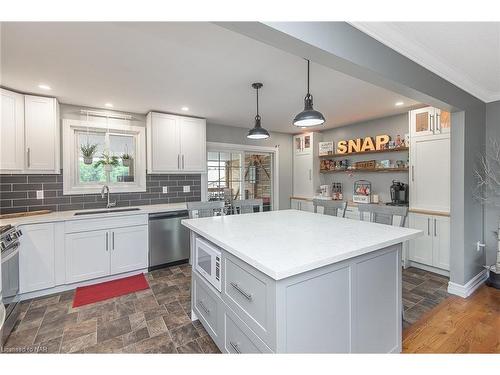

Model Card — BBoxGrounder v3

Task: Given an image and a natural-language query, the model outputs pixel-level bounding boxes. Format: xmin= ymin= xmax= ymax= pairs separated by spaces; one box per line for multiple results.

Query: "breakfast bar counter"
xmin=182 ymin=210 xmax=421 ymax=353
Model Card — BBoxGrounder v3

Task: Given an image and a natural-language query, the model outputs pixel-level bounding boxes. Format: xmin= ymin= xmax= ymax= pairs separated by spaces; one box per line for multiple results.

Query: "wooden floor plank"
xmin=403 ymin=285 xmax=500 ymax=353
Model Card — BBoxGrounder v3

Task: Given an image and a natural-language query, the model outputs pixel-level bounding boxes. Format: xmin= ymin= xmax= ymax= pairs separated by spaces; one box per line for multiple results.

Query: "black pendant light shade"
xmin=293 ymin=60 xmax=325 ymax=127
xmin=247 ymin=83 xmax=270 ymax=140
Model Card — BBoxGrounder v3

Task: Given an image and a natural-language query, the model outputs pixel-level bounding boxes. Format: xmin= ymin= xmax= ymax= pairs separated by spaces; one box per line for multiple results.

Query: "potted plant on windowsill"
xmin=474 ymin=138 xmax=500 ymax=289
xmin=122 ymin=153 xmax=132 ymax=167
xmin=94 ymin=151 xmax=119 ymax=172
xmin=80 ymin=143 xmax=98 ymax=165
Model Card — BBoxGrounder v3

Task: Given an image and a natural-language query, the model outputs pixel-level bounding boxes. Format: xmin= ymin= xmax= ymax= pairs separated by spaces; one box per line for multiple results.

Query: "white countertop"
xmin=182 ymin=209 xmax=422 ymax=280
xmin=0 ymin=203 xmax=188 ymax=227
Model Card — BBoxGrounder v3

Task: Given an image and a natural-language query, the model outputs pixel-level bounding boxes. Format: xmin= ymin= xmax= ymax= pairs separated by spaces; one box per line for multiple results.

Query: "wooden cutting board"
xmin=0 ymin=210 xmax=52 ymax=219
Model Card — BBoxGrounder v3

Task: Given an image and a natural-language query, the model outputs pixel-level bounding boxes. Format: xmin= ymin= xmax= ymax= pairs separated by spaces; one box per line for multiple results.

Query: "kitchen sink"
xmin=74 ymin=208 xmax=141 ymax=216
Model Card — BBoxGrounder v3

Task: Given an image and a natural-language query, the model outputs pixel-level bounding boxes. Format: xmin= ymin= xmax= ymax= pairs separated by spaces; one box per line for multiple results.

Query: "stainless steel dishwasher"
xmin=148 ymin=210 xmax=190 ymax=271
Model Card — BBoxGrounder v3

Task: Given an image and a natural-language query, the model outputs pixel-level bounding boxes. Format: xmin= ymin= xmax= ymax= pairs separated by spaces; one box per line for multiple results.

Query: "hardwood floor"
xmin=403 ymin=285 xmax=500 ymax=353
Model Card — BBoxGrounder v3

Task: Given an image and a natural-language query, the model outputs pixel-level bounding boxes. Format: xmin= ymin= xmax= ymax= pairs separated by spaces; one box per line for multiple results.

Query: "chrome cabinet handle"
xmin=197 ymin=300 xmax=210 ymax=315
xmin=430 ymin=114 xmax=434 ymax=133
xmin=112 ymin=231 xmax=115 ymax=250
xmin=182 ymin=154 xmax=185 ymax=169
xmin=230 ymin=341 xmax=241 ymax=353
xmin=436 ymin=113 xmax=440 ymax=133
xmin=411 ymin=166 xmax=414 ymax=182
xmin=427 ymin=218 xmax=430 ymax=236
xmin=230 ymin=282 xmax=253 ymax=301
xmin=106 ymin=232 xmax=108 ymax=251
xmin=434 ymin=218 xmax=437 ymax=237
xmin=177 ymin=154 xmax=180 ymax=169
xmin=309 ymin=169 xmax=312 ymax=180
xmin=27 ymin=148 xmax=31 ymax=168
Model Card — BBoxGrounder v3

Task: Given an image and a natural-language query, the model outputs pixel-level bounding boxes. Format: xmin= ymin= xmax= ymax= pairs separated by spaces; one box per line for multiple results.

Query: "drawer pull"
xmin=230 ymin=341 xmax=241 ymax=353
xmin=197 ymin=300 xmax=210 ymax=315
xmin=230 ymin=282 xmax=253 ymax=301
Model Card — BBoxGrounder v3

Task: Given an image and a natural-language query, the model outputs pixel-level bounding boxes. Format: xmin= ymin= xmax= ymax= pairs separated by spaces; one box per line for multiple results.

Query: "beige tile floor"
xmin=2 ymin=264 xmax=448 ymax=353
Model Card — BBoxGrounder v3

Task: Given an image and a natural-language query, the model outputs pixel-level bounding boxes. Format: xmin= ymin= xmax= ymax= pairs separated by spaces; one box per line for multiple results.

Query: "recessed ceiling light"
xmin=38 ymin=84 xmax=51 ymax=90
xmin=181 ymin=106 xmax=189 ymax=111
xmin=395 ymin=101 xmax=404 ymax=106
xmin=105 ymin=103 xmax=114 ymax=108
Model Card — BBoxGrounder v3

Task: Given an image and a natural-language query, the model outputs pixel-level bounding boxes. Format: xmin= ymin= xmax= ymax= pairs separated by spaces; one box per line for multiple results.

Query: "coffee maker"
xmin=387 ymin=180 xmax=408 ymax=206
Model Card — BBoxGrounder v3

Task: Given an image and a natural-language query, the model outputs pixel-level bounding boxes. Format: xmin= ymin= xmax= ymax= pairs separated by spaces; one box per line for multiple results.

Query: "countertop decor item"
xmin=293 ymin=59 xmax=325 ymax=127
xmin=353 ymin=180 xmax=371 ymax=203
xmin=247 ymin=82 xmax=270 ymax=140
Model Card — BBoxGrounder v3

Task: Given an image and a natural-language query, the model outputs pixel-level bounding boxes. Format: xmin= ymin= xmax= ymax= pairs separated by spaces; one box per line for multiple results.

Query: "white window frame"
xmin=204 ymin=142 xmax=280 ymax=210
xmin=62 ymin=118 xmax=147 ymax=195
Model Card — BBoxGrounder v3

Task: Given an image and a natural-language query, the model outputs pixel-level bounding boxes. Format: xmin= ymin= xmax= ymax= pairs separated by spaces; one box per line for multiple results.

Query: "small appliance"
xmin=387 ymin=180 xmax=409 ymax=206
xmin=1 ymin=224 xmax=22 ymax=351
xmin=194 ymin=237 xmax=222 ymax=292
xmin=319 ymin=184 xmax=332 ymax=198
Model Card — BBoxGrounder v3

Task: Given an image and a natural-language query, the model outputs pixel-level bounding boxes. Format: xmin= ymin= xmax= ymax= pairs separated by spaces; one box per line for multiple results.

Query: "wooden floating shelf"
xmin=320 ymin=168 xmax=409 ymax=174
xmin=319 ymin=147 xmax=409 ymax=158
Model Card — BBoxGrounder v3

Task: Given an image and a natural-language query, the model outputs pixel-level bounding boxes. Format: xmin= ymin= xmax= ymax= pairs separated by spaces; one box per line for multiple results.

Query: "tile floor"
xmin=3 ymin=263 xmax=220 ymax=353
xmin=2 ymin=264 xmax=448 ymax=353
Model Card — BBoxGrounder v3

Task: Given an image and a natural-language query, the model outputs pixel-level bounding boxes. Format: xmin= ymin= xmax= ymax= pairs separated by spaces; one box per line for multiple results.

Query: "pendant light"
xmin=293 ymin=59 xmax=325 ymax=127
xmin=247 ymin=82 xmax=270 ymax=140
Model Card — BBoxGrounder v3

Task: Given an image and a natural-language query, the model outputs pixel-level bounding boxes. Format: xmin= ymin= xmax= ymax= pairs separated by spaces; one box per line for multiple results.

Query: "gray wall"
xmin=485 ymin=100 xmax=500 ymax=266
xmin=319 ymin=113 xmax=409 ymax=202
xmin=206 ymin=123 xmax=293 ymax=210
xmin=221 ymin=21 xmax=487 ymax=286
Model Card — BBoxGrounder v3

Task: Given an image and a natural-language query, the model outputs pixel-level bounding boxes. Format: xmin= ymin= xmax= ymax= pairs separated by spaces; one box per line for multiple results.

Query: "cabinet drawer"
xmin=222 ymin=254 xmax=275 ymax=348
xmin=224 ymin=308 xmax=272 ymax=353
xmin=65 ymin=214 xmax=148 ymax=233
xmin=193 ymin=272 xmax=221 ymax=339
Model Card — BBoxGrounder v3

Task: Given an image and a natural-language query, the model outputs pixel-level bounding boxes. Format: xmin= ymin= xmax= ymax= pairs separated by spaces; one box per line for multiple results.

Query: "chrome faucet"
xmin=101 ymin=185 xmax=116 ymax=209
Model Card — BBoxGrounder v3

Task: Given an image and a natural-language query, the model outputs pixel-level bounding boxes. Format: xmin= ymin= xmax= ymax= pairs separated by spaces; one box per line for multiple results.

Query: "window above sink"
xmin=62 ymin=117 xmax=146 ymax=195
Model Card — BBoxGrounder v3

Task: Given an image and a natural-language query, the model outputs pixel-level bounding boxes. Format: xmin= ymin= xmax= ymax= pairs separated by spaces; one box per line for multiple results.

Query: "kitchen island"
xmin=182 ymin=209 xmax=421 ymax=353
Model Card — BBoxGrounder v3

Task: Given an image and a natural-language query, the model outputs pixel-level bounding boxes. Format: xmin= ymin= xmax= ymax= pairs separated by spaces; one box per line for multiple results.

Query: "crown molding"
xmin=350 ymin=22 xmax=499 ymax=103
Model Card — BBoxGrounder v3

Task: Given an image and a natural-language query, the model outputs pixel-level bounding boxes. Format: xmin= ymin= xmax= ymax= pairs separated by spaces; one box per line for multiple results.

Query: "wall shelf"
xmin=320 ymin=167 xmax=409 ymax=174
xmin=319 ymin=146 xmax=409 ymax=158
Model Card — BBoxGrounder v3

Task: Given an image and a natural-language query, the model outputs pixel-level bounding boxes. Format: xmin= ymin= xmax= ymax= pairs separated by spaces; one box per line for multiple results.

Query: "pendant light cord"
xmin=307 ymin=59 xmax=310 ymax=95
xmin=256 ymin=85 xmax=259 ymax=116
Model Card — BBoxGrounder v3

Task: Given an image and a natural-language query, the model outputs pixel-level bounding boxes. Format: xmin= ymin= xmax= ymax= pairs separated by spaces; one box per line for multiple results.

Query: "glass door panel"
xmin=438 ymin=110 xmax=451 ymax=131
xmin=243 ymin=152 xmax=273 ymax=211
xmin=415 ymin=111 xmax=431 ymax=133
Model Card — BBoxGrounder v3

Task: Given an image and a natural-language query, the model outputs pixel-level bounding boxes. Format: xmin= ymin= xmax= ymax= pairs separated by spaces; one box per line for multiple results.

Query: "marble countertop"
xmin=0 ymin=203 xmax=189 ymax=227
xmin=182 ymin=209 xmax=422 ymax=280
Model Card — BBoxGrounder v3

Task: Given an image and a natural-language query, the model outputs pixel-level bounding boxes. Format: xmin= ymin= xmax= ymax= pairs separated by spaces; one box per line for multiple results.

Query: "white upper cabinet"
xmin=292 ymin=132 xmax=321 ymax=199
xmin=410 ymin=106 xmax=451 ymax=138
xmin=24 ymin=95 xmax=59 ymax=172
xmin=0 ymin=89 xmax=25 ymax=171
xmin=0 ymin=89 xmax=60 ymax=174
xmin=147 ymin=112 xmax=206 ymax=174
xmin=294 ymin=133 xmax=313 ymax=155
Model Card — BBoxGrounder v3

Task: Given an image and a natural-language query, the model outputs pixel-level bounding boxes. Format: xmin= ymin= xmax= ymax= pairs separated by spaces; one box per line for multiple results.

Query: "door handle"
xmin=411 ymin=166 xmax=415 ymax=182
xmin=309 ymin=169 xmax=312 ymax=180
xmin=27 ymin=148 xmax=31 ymax=168
xmin=427 ymin=218 xmax=430 ymax=236
xmin=430 ymin=114 xmax=434 ymax=133
xmin=436 ymin=113 xmax=440 ymax=133
xmin=177 ymin=154 xmax=180 ymax=169
xmin=434 ymin=218 xmax=437 ymax=237
xmin=197 ymin=300 xmax=210 ymax=315
xmin=230 ymin=282 xmax=253 ymax=301
xmin=230 ymin=341 xmax=241 ymax=353
xmin=182 ymin=154 xmax=185 ymax=169
xmin=112 ymin=231 xmax=115 ymax=250
xmin=105 ymin=232 xmax=108 ymax=251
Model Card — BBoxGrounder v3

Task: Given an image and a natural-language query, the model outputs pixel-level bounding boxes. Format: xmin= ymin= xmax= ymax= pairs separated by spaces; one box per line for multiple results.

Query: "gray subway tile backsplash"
xmin=0 ymin=172 xmax=201 ymax=214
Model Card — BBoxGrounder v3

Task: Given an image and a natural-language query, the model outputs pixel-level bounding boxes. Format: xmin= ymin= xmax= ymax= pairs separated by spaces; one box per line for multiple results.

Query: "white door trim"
xmin=204 ymin=142 xmax=280 ymax=210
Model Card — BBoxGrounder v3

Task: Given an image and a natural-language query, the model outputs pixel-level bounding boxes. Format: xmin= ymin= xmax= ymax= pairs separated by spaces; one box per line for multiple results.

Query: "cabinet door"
xmin=24 ymin=95 xmax=58 ymax=172
xmin=294 ymin=134 xmax=312 ymax=155
xmin=435 ymin=109 xmax=451 ymax=135
xmin=410 ymin=107 xmax=435 ymax=137
xmin=293 ymin=153 xmax=313 ymax=198
xmin=148 ymin=113 xmax=180 ymax=172
xmin=432 ymin=216 xmax=450 ymax=270
xmin=65 ymin=230 xmax=110 ymax=283
xmin=179 ymin=117 xmax=206 ymax=172
xmin=110 ymin=225 xmax=148 ymax=275
xmin=0 ymin=89 xmax=25 ymax=171
xmin=408 ymin=214 xmax=433 ymax=266
xmin=290 ymin=199 xmax=301 ymax=210
xmin=410 ymin=135 xmax=450 ymax=212
xmin=294 ymin=135 xmax=303 ymax=155
xmin=300 ymin=200 xmax=314 ymax=212
xmin=19 ymin=223 xmax=55 ymax=293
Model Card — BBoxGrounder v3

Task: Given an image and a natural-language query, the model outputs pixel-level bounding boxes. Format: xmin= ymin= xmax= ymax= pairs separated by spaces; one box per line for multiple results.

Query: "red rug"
xmin=72 ymin=274 xmax=149 ymax=308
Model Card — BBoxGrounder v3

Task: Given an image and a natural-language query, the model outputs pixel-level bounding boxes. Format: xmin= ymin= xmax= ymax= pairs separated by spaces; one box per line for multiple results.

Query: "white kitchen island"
xmin=182 ymin=209 xmax=422 ymax=353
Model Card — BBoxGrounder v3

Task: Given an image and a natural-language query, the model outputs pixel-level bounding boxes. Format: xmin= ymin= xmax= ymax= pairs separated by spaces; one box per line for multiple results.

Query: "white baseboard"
xmin=447 ymin=269 xmax=488 ymax=298
xmin=407 ymin=261 xmax=450 ymax=277
xmin=19 ymin=268 xmax=148 ymax=301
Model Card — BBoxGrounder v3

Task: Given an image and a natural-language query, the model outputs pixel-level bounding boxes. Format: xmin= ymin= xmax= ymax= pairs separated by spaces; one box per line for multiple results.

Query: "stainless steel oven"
xmin=1 ymin=225 xmax=22 ymax=351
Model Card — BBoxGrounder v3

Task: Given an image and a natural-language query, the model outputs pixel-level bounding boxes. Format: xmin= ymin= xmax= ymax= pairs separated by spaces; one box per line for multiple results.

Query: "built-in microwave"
xmin=194 ymin=238 xmax=221 ymax=292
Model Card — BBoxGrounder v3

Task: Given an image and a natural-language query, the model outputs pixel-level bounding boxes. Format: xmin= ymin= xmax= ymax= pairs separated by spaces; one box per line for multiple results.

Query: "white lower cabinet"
xmin=65 ymin=229 xmax=111 ymax=283
xmin=290 ymin=198 xmax=314 ymax=213
xmin=19 ymin=223 xmax=56 ymax=294
xmin=66 ymin=224 xmax=148 ymax=284
xmin=110 ymin=225 xmax=148 ymax=274
xmin=408 ymin=213 xmax=450 ymax=271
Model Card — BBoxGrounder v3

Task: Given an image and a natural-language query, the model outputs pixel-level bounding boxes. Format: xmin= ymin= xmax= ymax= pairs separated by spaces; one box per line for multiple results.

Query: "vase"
xmin=83 ymin=157 xmax=93 ymax=165
xmin=104 ymin=164 xmax=113 ymax=172
xmin=122 ymin=159 xmax=131 ymax=167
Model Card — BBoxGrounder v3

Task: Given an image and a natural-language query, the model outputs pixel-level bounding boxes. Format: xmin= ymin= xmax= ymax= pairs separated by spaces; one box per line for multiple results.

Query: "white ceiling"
xmin=352 ymin=22 xmax=500 ymax=103
xmin=1 ymin=22 xmax=419 ymax=133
